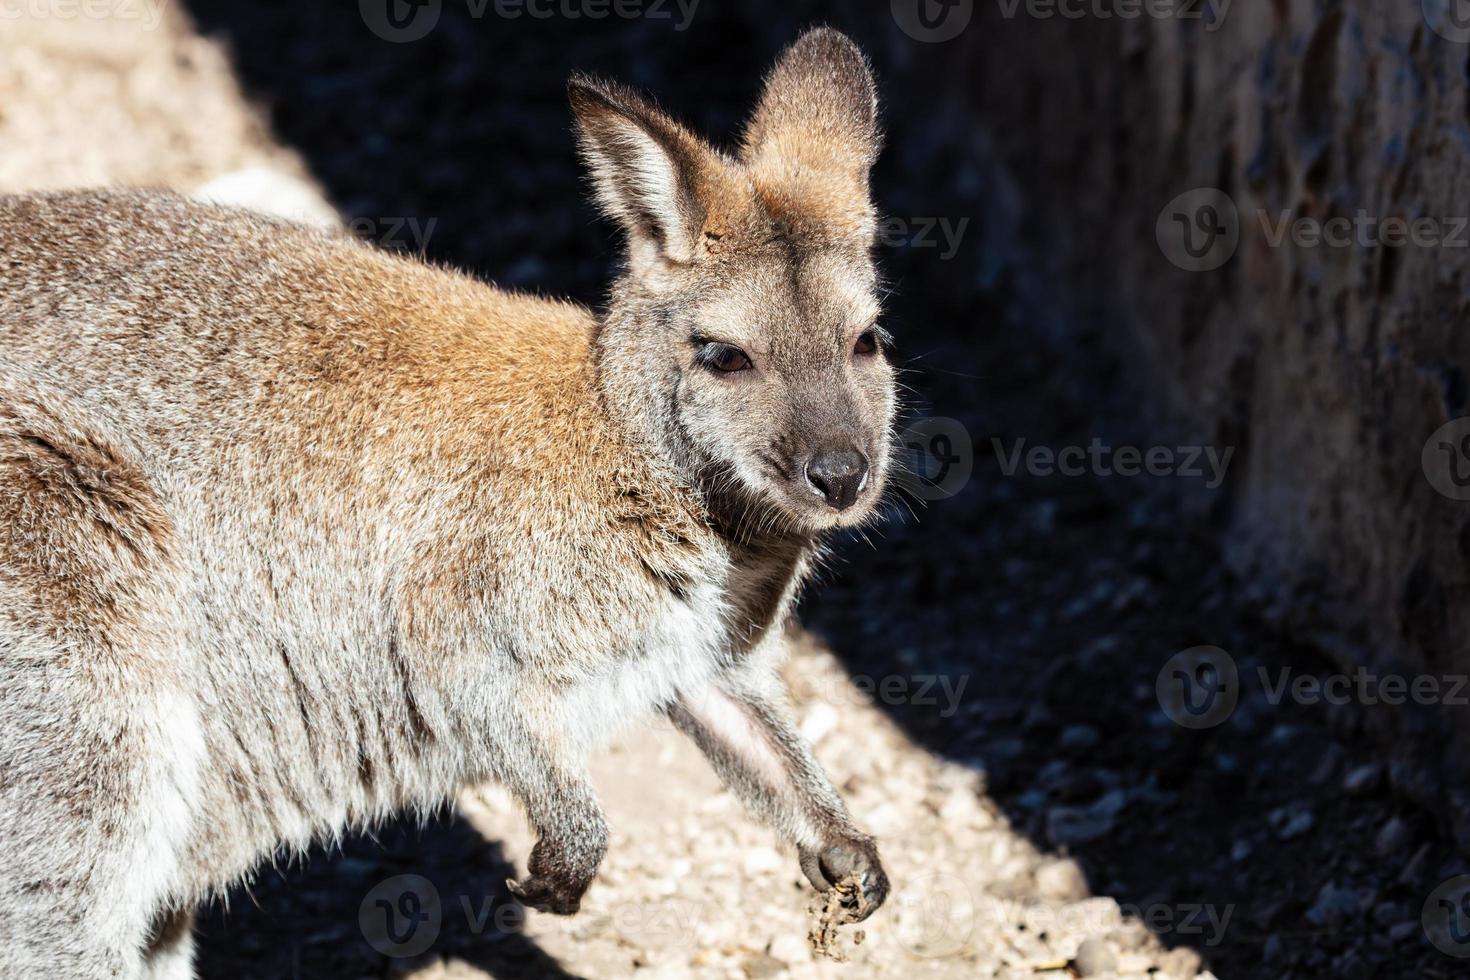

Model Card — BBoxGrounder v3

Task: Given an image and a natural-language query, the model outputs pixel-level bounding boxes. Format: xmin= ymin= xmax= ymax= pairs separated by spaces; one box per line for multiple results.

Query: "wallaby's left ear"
xmin=569 ymin=74 xmax=726 ymax=267
xmin=741 ymin=28 xmax=881 ymax=193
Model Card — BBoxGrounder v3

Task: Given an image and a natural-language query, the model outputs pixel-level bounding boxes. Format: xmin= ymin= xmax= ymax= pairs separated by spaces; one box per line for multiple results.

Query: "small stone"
xmin=768 ymin=932 xmax=808 ymax=965
xmin=1059 ymin=724 xmax=1101 ymax=751
xmin=1047 ymin=804 xmax=1115 ymax=846
xmin=1156 ymin=945 xmax=1204 ymax=977
xmin=1230 ymin=838 xmax=1252 ymax=862
xmin=1343 ymin=763 xmax=1381 ymax=796
xmin=1038 ymin=758 xmax=1073 ymax=788
xmin=1116 ymin=950 xmax=1154 ymax=972
xmin=1035 ymin=857 xmax=1090 ymax=902
xmin=1106 ymin=923 xmax=1150 ymax=951
xmin=1048 ymin=789 xmax=1127 ymax=846
xmin=1397 ymin=843 xmax=1431 ymax=884
xmin=1268 ymin=804 xmax=1315 ymax=840
xmin=1072 ymin=937 xmax=1117 ymax=977
xmin=1375 ymin=817 xmax=1411 ymax=857
xmin=1306 ymin=882 xmax=1365 ymax=927
xmin=1389 ymin=920 xmax=1421 ymax=942
xmin=1023 ymin=702 xmax=1056 ymax=733
xmin=742 ymin=952 xmax=788 ymax=978
xmin=1372 ymin=901 xmax=1407 ymax=926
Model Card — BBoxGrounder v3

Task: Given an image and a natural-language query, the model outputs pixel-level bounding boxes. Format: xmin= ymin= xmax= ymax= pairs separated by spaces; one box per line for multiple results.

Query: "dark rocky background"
xmin=172 ymin=0 xmax=1470 ymax=975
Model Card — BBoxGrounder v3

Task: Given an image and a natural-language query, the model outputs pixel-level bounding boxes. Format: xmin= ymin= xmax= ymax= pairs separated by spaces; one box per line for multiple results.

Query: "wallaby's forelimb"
xmin=669 ymin=662 xmax=889 ymax=919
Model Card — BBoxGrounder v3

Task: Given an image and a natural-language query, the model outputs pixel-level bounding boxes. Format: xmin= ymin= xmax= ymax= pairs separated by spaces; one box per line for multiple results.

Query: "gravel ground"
xmin=6 ymin=3 xmax=1470 ymax=977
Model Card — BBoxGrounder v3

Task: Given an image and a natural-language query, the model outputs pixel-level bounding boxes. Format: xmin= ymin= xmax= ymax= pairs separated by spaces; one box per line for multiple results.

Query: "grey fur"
xmin=0 ymin=28 xmax=894 ymax=978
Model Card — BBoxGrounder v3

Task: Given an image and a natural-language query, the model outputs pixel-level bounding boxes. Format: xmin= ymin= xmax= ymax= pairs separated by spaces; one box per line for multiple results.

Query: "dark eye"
xmin=854 ymin=331 xmax=880 ymax=356
xmin=700 ymin=343 xmax=754 ymax=374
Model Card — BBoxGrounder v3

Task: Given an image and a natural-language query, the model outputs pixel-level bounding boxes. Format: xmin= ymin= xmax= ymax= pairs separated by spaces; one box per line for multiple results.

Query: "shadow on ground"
xmin=195 ymin=815 xmax=576 ymax=979
xmin=179 ymin=2 xmax=1470 ymax=977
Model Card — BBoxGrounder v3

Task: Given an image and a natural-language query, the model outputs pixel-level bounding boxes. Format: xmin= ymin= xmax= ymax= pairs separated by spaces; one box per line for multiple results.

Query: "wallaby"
xmin=0 ymin=27 xmax=895 ymax=978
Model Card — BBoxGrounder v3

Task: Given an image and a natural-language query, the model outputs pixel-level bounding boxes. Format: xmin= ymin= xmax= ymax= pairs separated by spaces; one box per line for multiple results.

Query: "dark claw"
xmin=506 ymin=875 xmax=584 ymax=915
xmin=798 ymin=834 xmax=890 ymax=922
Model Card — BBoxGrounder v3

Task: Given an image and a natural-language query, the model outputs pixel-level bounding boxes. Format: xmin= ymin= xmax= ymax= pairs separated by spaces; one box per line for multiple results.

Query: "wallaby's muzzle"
xmin=804 ymin=446 xmax=869 ymax=511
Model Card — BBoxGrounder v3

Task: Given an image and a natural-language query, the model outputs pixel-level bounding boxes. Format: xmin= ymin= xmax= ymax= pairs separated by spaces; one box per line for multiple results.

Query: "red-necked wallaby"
xmin=0 ymin=27 xmax=895 ymax=977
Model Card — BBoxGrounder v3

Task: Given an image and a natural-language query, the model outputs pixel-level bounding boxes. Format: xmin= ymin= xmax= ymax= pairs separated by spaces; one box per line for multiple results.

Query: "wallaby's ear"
xmin=741 ymin=28 xmax=880 ymax=194
xmin=569 ymin=74 xmax=724 ymax=267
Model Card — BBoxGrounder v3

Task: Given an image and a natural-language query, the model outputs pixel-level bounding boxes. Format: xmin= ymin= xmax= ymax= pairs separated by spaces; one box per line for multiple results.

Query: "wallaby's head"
xmin=574 ymin=28 xmax=895 ymax=536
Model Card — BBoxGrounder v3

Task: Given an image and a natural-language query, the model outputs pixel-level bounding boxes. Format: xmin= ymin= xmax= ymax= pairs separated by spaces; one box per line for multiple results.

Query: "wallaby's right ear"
xmin=568 ymin=75 xmax=724 ymax=268
xmin=741 ymin=28 xmax=880 ymax=196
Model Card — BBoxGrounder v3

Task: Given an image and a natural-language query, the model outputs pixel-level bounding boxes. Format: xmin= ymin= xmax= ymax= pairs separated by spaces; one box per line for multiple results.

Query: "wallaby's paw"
xmin=506 ymin=874 xmax=586 ymax=915
xmin=799 ymin=834 xmax=890 ymax=922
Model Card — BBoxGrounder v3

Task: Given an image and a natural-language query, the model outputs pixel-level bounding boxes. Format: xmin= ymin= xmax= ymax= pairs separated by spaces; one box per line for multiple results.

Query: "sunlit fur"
xmin=0 ymin=28 xmax=893 ymax=978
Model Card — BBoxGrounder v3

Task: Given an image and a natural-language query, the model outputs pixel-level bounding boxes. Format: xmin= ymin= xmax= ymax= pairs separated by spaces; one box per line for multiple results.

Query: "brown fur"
xmin=0 ymin=28 xmax=895 ymax=978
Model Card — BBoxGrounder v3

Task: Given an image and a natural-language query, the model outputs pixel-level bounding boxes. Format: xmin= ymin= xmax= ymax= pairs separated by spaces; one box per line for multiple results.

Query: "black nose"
xmin=804 ymin=448 xmax=869 ymax=511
